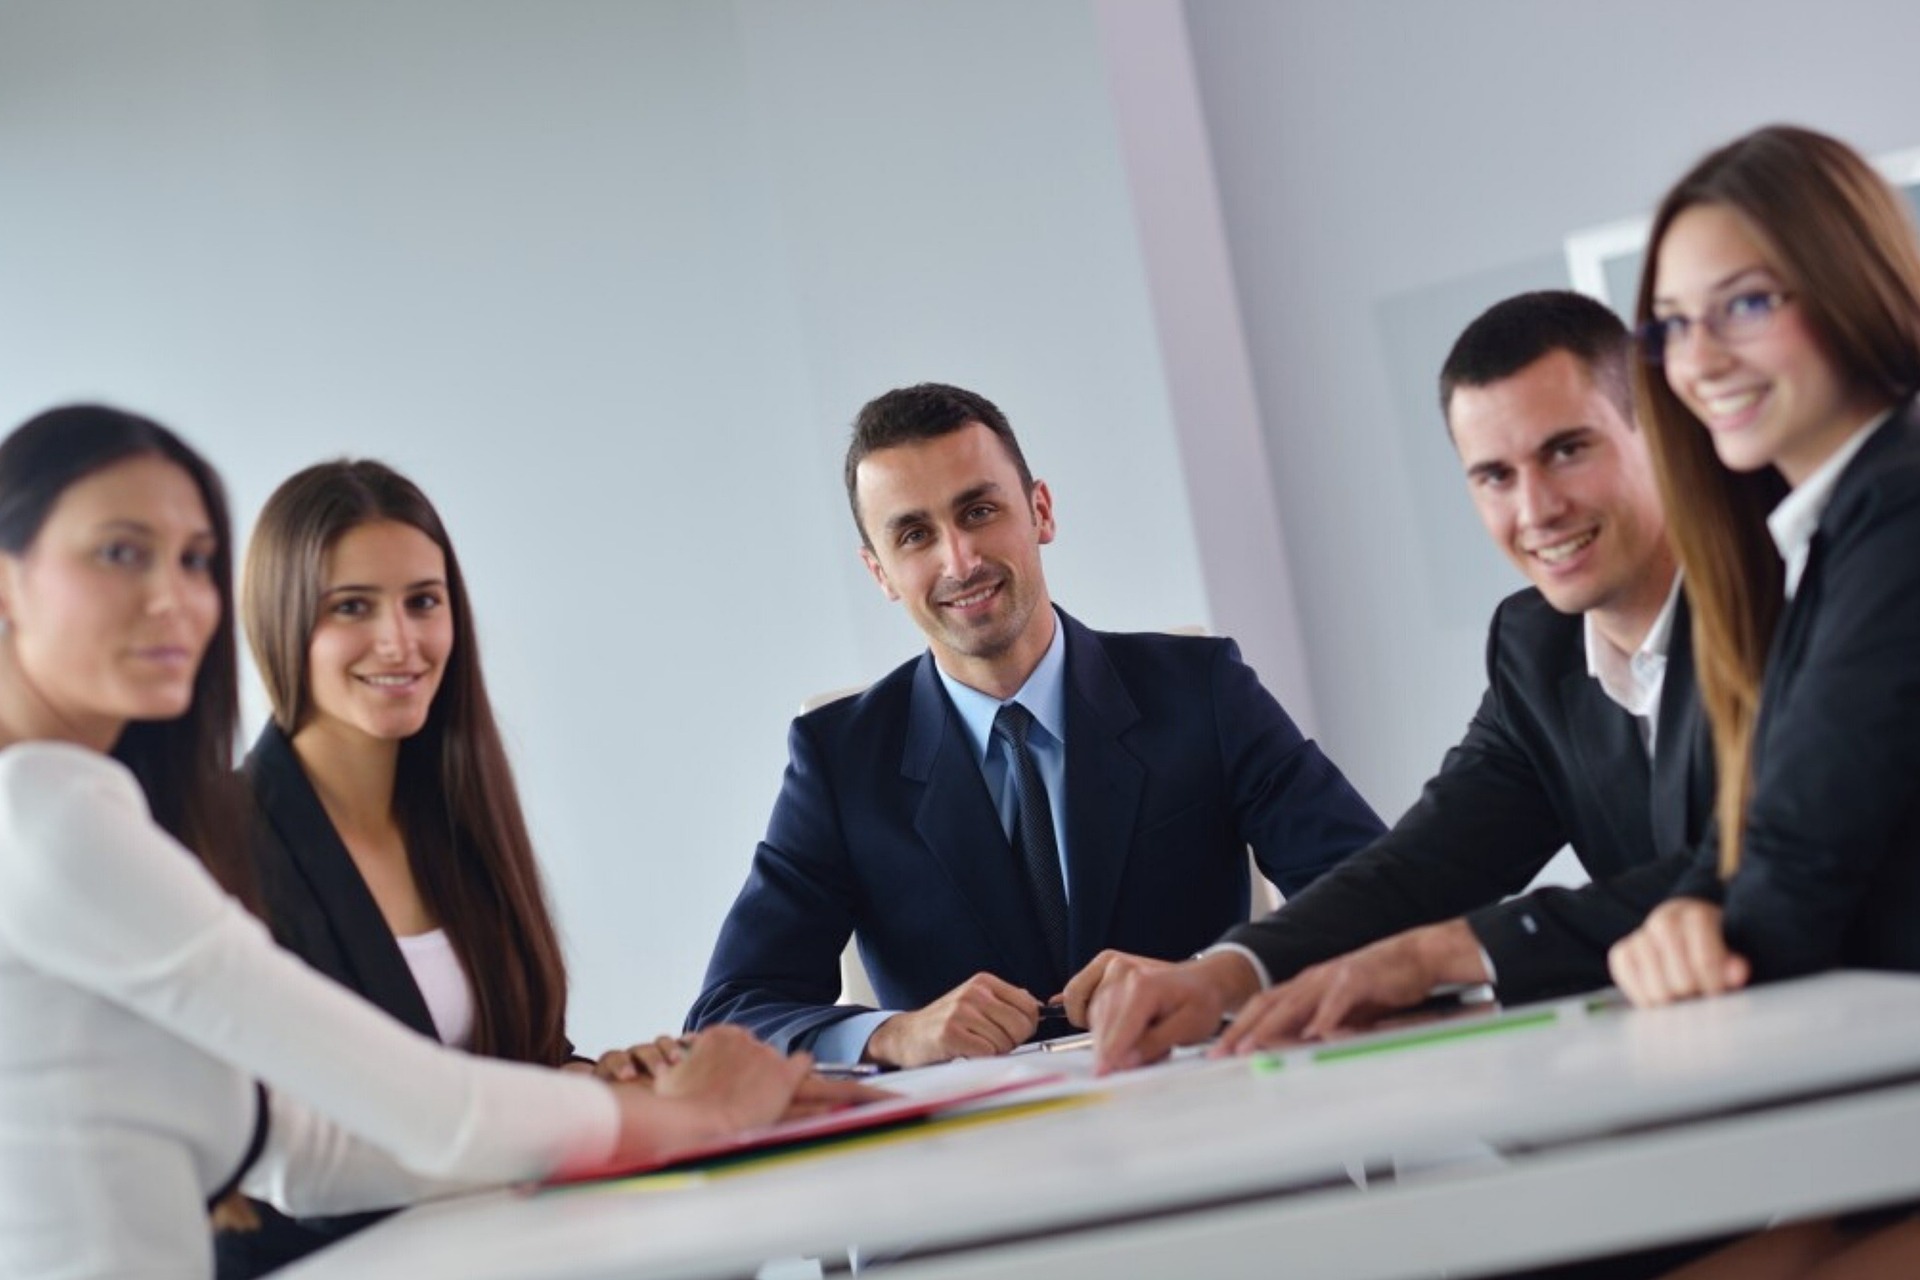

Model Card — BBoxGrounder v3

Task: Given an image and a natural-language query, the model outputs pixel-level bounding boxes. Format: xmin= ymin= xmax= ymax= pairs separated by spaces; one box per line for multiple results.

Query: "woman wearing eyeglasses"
xmin=1607 ymin=125 xmax=1920 ymax=1276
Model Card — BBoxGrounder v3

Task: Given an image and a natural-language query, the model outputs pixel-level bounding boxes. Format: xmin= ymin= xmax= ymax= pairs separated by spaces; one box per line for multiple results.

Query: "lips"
xmin=129 ymin=645 xmax=195 ymax=667
xmin=1693 ymin=385 xmax=1768 ymax=432
xmin=1528 ymin=528 xmax=1598 ymax=566
xmin=354 ymin=671 xmax=429 ymax=690
xmin=937 ymin=577 xmax=1004 ymax=612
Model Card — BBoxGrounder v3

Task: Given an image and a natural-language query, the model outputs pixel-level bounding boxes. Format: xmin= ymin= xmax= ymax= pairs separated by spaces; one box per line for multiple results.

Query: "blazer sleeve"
xmin=1214 ymin=639 xmax=1384 ymax=896
xmin=685 ymin=717 xmax=868 ymax=1052
xmin=1466 ymin=850 xmax=1696 ymax=1001
xmin=1719 ymin=479 xmax=1920 ymax=979
xmin=0 ymin=744 xmax=618 ymax=1187
xmin=1220 ymin=668 xmax=1566 ymax=984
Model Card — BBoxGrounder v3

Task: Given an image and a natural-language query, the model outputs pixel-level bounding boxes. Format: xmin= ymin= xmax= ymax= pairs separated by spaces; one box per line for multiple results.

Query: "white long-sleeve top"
xmin=0 ymin=742 xmax=619 ymax=1280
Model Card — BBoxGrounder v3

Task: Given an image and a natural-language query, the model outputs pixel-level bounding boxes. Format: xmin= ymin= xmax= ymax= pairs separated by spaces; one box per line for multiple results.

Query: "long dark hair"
xmin=1632 ymin=125 xmax=1920 ymax=875
xmin=241 ymin=460 xmax=568 ymax=1064
xmin=0 ymin=404 xmax=252 ymax=905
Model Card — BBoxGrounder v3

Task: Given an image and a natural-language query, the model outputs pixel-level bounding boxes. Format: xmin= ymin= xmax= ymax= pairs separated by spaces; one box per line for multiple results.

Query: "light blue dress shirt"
xmin=813 ymin=611 xmax=1071 ymax=1063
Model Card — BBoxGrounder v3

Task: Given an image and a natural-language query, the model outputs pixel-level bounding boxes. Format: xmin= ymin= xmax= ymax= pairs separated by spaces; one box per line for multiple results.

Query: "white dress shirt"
xmin=0 ymin=742 xmax=617 ymax=1280
xmin=1768 ymin=411 xmax=1892 ymax=600
xmin=1584 ymin=574 xmax=1683 ymax=758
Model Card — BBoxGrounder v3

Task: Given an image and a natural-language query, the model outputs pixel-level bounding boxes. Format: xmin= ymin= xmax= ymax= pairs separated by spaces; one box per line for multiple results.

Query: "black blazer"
xmin=244 ymin=722 xmax=441 ymax=1039
xmin=217 ymin=723 xmax=434 ymax=1280
xmin=1676 ymin=400 xmax=1920 ymax=979
xmin=1221 ymin=586 xmax=1714 ymax=1003
xmin=687 ymin=610 xmax=1386 ymax=1051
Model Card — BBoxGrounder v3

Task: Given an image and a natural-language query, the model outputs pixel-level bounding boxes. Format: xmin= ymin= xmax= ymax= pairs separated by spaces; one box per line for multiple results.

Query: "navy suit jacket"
xmin=1675 ymin=398 xmax=1920 ymax=979
xmin=687 ymin=611 xmax=1384 ymax=1051
xmin=1222 ymin=587 xmax=1713 ymax=1003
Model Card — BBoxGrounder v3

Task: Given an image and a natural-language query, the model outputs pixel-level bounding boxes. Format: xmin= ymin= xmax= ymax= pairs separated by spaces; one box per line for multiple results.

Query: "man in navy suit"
xmin=687 ymin=383 xmax=1384 ymax=1067
xmin=1079 ymin=291 xmax=1713 ymax=1071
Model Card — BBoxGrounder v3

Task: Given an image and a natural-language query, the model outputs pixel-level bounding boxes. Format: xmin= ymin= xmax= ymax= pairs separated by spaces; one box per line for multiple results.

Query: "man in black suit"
xmin=1079 ymin=291 xmax=1713 ymax=1069
xmin=687 ymin=383 xmax=1384 ymax=1067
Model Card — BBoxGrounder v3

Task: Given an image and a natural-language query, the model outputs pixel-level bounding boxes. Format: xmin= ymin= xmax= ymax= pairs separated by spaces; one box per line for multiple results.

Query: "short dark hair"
xmin=844 ymin=382 xmax=1033 ymax=547
xmin=1438 ymin=290 xmax=1634 ymax=427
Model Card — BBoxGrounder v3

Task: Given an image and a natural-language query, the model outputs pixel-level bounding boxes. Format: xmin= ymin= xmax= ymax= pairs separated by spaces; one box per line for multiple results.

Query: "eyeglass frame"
xmin=1636 ymin=289 xmax=1797 ymax=365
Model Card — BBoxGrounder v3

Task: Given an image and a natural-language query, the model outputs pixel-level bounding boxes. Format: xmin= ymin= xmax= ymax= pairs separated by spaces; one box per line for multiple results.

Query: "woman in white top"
xmin=0 ymin=405 xmax=847 ymax=1280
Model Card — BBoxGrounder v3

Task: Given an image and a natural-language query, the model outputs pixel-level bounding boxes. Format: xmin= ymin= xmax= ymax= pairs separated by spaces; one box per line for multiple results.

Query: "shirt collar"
xmin=935 ymin=608 xmax=1069 ymax=765
xmin=1767 ymin=409 xmax=1893 ymax=598
xmin=1584 ymin=571 xmax=1682 ymax=687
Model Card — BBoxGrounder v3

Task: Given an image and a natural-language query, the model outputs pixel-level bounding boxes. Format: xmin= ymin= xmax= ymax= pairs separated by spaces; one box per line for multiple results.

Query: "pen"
xmin=813 ymin=1062 xmax=883 ymax=1079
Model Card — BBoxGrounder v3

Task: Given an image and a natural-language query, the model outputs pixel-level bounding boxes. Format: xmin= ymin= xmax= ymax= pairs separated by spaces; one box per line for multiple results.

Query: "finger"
xmin=1059 ymin=952 xmax=1124 ymax=1025
xmin=1301 ymin=984 xmax=1354 ymax=1043
xmin=628 ymin=1045 xmax=673 ymax=1078
xmin=967 ymin=1003 xmax=1031 ymax=1055
xmin=1612 ymin=937 xmax=1664 ymax=1008
xmin=1091 ymin=974 xmax=1163 ymax=1073
xmin=1680 ymin=913 xmax=1731 ymax=998
xmin=1217 ymin=989 xmax=1309 ymax=1055
xmin=973 ymin=972 xmax=1042 ymax=1015
xmin=1723 ymin=949 xmax=1751 ymax=991
xmin=943 ymin=1022 xmax=1007 ymax=1060
xmin=1128 ymin=1002 xmax=1216 ymax=1068
xmin=596 ymin=1049 xmax=638 ymax=1082
xmin=655 ymin=1034 xmax=688 ymax=1066
xmin=1650 ymin=918 xmax=1703 ymax=1003
xmin=970 ymin=986 xmax=1042 ymax=1047
xmin=795 ymin=1077 xmax=891 ymax=1107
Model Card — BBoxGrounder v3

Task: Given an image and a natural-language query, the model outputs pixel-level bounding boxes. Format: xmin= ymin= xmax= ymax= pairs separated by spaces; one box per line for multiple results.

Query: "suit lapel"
xmin=903 ymin=656 xmax=1058 ymax=987
xmin=1651 ymin=593 xmax=1704 ymax=855
xmin=1058 ymin=616 xmax=1144 ymax=971
xmin=244 ymin=725 xmax=438 ymax=1039
xmin=1560 ymin=665 xmax=1653 ymax=862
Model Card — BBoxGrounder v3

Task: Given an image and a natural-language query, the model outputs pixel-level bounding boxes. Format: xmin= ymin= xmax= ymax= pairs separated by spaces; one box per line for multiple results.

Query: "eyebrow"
xmin=1463 ymin=427 xmax=1595 ymax=480
xmin=94 ymin=519 xmax=217 ymax=543
xmin=880 ymin=482 xmax=1006 ymax=535
xmin=320 ymin=578 xmax=447 ymax=597
xmin=1653 ymin=264 xmax=1777 ymax=308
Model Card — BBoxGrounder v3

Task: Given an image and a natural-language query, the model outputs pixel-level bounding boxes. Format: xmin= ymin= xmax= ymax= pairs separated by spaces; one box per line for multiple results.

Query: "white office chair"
xmin=799 ymin=625 xmax=1282 ymax=1006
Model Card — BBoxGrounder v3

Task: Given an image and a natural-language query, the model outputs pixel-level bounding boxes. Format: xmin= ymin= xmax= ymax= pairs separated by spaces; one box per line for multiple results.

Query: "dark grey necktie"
xmin=992 ymin=701 xmax=1070 ymax=983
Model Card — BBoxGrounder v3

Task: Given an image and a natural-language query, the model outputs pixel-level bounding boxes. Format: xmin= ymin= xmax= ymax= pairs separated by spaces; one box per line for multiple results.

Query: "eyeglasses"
xmin=1637 ymin=289 xmax=1795 ymax=364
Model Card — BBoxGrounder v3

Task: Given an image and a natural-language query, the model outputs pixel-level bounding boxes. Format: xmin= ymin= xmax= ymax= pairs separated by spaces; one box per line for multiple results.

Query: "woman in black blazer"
xmin=218 ymin=461 xmax=680 ymax=1276
xmin=1608 ymin=126 xmax=1920 ymax=1276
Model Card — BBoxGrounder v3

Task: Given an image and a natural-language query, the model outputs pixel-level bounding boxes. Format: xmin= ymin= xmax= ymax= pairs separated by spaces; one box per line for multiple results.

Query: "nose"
xmin=1665 ymin=316 xmax=1735 ymax=379
xmin=1514 ymin=466 xmax=1568 ymax=531
xmin=144 ymin=559 xmax=196 ymax=618
xmin=371 ymin=605 xmax=416 ymax=659
xmin=939 ymin=524 xmax=983 ymax=581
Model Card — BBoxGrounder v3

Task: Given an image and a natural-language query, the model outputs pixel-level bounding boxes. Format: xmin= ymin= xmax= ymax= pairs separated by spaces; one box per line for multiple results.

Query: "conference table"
xmin=283 ymin=972 xmax=1920 ymax=1280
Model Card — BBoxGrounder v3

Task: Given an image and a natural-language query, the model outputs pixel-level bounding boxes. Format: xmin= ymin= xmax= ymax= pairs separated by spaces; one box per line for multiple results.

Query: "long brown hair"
xmin=242 ymin=460 xmax=569 ymax=1064
xmin=0 ymin=405 xmax=254 ymax=908
xmin=1632 ymin=125 xmax=1920 ymax=875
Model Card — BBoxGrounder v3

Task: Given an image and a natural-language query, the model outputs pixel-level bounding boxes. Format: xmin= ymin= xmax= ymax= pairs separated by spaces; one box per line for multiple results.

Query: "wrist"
xmin=862 ymin=1015 xmax=906 ymax=1067
xmin=1193 ymin=949 xmax=1262 ymax=1011
xmin=1411 ymin=919 xmax=1491 ymax=986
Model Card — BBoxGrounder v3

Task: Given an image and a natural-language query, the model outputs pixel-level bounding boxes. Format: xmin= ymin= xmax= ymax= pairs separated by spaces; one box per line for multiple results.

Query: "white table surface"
xmin=280 ymin=972 xmax=1920 ymax=1280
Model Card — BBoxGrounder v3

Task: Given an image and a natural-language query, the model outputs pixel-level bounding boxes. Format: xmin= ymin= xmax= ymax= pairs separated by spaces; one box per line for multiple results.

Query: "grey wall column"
xmin=1092 ymin=0 xmax=1319 ymax=733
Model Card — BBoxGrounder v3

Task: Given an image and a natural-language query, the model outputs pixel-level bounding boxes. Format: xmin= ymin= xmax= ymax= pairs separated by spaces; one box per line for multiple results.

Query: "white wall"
xmin=0 ymin=0 xmax=1208 ymax=1048
xmin=12 ymin=0 xmax=1919 ymax=1049
xmin=1180 ymin=0 xmax=1920 ymax=823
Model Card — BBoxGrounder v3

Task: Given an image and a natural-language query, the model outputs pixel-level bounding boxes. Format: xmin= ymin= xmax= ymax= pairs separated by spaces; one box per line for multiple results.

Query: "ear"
xmin=859 ymin=546 xmax=901 ymax=602
xmin=1029 ymin=479 xmax=1056 ymax=547
xmin=0 ymin=554 xmax=22 ymax=631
